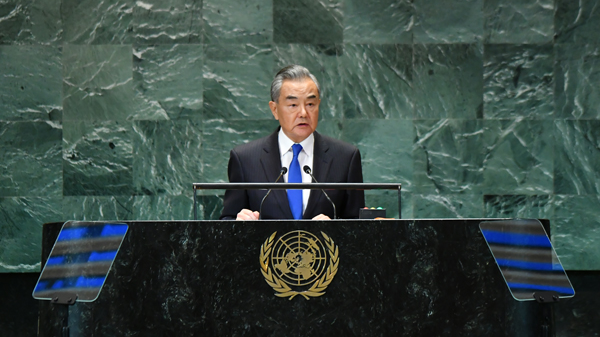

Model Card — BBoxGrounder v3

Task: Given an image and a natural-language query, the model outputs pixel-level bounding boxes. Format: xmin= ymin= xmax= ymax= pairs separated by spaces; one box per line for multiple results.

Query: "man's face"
xmin=269 ymin=78 xmax=320 ymax=144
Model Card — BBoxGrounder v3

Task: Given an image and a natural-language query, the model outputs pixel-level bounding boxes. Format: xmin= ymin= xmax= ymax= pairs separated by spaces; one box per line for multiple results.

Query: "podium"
xmin=38 ymin=219 xmax=552 ymax=336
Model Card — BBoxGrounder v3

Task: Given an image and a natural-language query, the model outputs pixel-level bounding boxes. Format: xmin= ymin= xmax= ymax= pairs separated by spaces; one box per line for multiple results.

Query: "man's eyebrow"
xmin=307 ymin=94 xmax=317 ymax=99
xmin=285 ymin=95 xmax=298 ymax=100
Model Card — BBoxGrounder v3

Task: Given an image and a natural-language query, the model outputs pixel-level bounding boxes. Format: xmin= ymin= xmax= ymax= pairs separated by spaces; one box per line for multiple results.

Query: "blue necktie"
xmin=287 ymin=144 xmax=303 ymax=220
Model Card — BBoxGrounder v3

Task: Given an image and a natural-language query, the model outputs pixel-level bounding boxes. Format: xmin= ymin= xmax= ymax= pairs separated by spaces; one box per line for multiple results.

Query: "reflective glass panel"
xmin=479 ymin=219 xmax=575 ymax=301
xmin=33 ymin=221 xmax=128 ymax=304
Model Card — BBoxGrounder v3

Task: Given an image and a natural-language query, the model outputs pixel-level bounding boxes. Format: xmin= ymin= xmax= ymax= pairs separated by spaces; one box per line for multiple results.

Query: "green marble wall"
xmin=1 ymin=0 xmax=599 ymax=272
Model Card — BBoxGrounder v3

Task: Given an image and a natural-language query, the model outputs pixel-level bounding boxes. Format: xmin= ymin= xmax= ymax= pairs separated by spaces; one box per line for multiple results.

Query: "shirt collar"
xmin=278 ymin=129 xmax=314 ymax=157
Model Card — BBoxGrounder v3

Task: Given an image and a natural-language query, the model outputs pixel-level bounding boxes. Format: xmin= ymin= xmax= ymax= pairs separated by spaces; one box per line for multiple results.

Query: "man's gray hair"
xmin=270 ymin=65 xmax=321 ymax=102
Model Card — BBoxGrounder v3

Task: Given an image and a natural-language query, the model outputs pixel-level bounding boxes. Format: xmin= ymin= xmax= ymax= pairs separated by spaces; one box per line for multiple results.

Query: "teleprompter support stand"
xmin=52 ymin=294 xmax=78 ymax=337
xmin=533 ymin=291 xmax=559 ymax=337
xmin=57 ymin=300 xmax=77 ymax=337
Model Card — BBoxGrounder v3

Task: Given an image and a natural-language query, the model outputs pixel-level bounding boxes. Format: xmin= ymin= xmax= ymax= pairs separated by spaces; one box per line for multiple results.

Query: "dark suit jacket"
xmin=219 ymin=128 xmax=365 ymax=220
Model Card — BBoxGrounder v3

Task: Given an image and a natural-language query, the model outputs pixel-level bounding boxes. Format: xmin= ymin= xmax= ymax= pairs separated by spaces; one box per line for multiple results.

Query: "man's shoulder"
xmin=231 ymin=130 xmax=277 ymax=154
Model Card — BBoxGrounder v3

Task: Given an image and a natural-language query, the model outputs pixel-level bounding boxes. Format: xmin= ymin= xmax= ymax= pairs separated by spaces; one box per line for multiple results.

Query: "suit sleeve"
xmin=219 ymin=149 xmax=250 ymax=220
xmin=341 ymin=148 xmax=365 ymax=219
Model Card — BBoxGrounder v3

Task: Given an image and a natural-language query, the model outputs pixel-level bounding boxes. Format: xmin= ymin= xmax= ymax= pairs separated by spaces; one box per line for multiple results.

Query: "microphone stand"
xmin=258 ymin=167 xmax=287 ymax=220
xmin=303 ymin=165 xmax=337 ymax=220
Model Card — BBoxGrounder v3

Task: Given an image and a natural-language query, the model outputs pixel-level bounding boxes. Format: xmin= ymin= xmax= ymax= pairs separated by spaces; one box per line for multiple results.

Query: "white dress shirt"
xmin=278 ymin=129 xmax=314 ymax=215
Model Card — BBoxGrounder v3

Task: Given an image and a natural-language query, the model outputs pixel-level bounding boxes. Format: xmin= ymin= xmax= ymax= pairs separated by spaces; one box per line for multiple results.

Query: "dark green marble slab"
xmin=61 ymin=0 xmax=133 ymax=44
xmin=555 ymin=44 xmax=600 ymax=119
xmin=413 ymin=119 xmax=486 ymax=194
xmin=133 ymin=195 xmax=194 ymax=220
xmin=365 ymin=190 xmax=408 ymax=219
xmin=342 ymin=118 xmax=411 ymax=218
xmin=132 ymin=0 xmax=202 ymax=45
xmin=483 ymin=194 xmax=553 ymax=219
xmin=342 ymin=119 xmax=413 ymax=190
xmin=413 ymin=44 xmax=483 ymax=119
xmin=484 ymin=44 xmax=554 ymax=119
xmin=201 ymin=119 xmax=277 ymax=183
xmin=343 ymin=0 xmax=413 ymax=44
xmin=273 ymin=44 xmax=343 ymax=120
xmin=203 ymin=44 xmax=274 ymax=120
xmin=413 ymin=0 xmax=483 ymax=43
xmin=484 ymin=0 xmax=553 ymax=43
xmin=133 ymin=44 xmax=203 ymax=120
xmin=203 ymin=0 xmax=272 ymax=43
xmin=554 ymin=120 xmax=600 ymax=195
xmin=132 ymin=120 xmax=203 ymax=196
xmin=315 ymin=119 xmax=343 ymax=139
xmin=553 ymin=195 xmax=600 ymax=270
xmin=416 ymin=119 xmax=553 ymax=196
xmin=0 ymin=121 xmax=62 ymax=197
xmin=63 ymin=121 xmax=133 ymax=196
xmin=63 ymin=196 xmax=134 ymax=221
xmin=0 ymin=0 xmax=62 ymax=44
xmin=63 ymin=45 xmax=135 ymax=121
xmin=273 ymin=0 xmax=343 ymax=44
xmin=342 ymin=44 xmax=413 ymax=119
xmin=194 ymin=194 xmax=223 ymax=220
xmin=0 ymin=197 xmax=62 ymax=272
xmin=412 ymin=193 xmax=483 ymax=218
xmin=482 ymin=120 xmax=554 ymax=195
xmin=555 ymin=0 xmax=600 ymax=44
xmin=0 ymin=46 xmax=62 ymax=121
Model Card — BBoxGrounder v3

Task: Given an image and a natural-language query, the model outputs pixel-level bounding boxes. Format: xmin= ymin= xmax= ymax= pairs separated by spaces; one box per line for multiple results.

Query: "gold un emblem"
xmin=260 ymin=230 xmax=339 ymax=300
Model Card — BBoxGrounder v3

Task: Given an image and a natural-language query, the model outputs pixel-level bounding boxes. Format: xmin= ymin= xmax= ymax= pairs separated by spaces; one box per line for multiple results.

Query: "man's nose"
xmin=298 ymin=105 xmax=307 ymax=117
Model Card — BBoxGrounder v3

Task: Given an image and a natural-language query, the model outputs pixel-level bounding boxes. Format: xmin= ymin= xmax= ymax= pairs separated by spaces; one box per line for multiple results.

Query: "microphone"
xmin=259 ymin=167 xmax=287 ymax=220
xmin=303 ymin=165 xmax=337 ymax=220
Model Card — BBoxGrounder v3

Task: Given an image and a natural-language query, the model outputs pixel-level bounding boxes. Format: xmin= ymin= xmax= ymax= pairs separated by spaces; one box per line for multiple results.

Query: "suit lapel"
xmin=304 ymin=132 xmax=332 ymax=218
xmin=260 ymin=130 xmax=294 ymax=219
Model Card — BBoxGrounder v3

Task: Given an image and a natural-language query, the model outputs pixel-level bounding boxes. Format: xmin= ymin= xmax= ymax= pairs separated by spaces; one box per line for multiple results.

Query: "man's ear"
xmin=269 ymin=101 xmax=279 ymax=120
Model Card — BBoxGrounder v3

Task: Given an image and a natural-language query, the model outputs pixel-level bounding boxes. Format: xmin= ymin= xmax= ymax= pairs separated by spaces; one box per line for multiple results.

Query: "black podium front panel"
xmin=38 ymin=219 xmax=546 ymax=336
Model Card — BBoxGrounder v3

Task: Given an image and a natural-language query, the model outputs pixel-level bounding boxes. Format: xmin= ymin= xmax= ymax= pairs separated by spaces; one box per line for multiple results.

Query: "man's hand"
xmin=312 ymin=214 xmax=331 ymax=220
xmin=236 ymin=209 xmax=260 ymax=220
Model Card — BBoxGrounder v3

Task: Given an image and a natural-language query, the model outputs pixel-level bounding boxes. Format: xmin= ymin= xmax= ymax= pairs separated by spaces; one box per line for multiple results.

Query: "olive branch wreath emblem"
xmin=259 ymin=231 xmax=339 ymax=300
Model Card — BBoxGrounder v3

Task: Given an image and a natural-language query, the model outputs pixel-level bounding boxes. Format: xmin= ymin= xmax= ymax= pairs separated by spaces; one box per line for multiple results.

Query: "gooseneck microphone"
xmin=259 ymin=167 xmax=288 ymax=220
xmin=303 ymin=165 xmax=337 ymax=220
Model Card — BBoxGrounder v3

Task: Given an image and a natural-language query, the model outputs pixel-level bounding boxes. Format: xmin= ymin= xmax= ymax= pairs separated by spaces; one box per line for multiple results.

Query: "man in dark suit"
xmin=219 ymin=65 xmax=364 ymax=220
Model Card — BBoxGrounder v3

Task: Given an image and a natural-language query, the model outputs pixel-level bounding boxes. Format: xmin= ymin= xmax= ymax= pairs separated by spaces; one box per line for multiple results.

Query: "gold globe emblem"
xmin=260 ymin=230 xmax=339 ymax=300
xmin=271 ymin=231 xmax=326 ymax=286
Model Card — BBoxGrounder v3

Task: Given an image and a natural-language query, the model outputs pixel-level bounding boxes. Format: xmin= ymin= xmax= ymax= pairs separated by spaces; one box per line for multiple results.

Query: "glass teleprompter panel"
xmin=33 ymin=221 xmax=128 ymax=304
xmin=479 ymin=219 xmax=575 ymax=301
